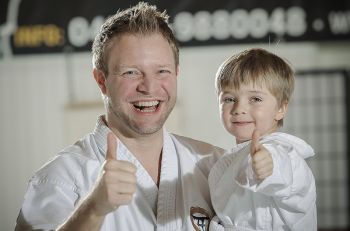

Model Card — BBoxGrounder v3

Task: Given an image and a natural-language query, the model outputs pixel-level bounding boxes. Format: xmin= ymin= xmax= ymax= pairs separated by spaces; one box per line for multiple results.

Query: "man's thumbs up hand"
xmin=106 ymin=132 xmax=117 ymax=160
xmin=88 ymin=132 xmax=137 ymax=216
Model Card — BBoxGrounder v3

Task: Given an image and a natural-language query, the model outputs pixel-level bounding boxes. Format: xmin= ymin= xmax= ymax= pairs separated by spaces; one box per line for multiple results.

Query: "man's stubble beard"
xmin=106 ymin=97 xmax=176 ymax=136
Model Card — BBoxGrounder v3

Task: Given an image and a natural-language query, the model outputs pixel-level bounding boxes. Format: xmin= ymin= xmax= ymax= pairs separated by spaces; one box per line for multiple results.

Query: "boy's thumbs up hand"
xmin=250 ymin=129 xmax=261 ymax=156
xmin=250 ymin=129 xmax=273 ymax=180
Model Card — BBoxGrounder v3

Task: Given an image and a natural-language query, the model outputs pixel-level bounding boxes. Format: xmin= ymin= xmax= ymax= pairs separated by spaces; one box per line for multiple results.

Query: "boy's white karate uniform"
xmin=16 ymin=116 xmax=223 ymax=231
xmin=209 ymin=132 xmax=317 ymax=231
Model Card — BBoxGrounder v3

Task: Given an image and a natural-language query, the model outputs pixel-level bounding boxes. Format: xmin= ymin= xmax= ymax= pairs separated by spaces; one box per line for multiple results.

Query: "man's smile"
xmin=132 ymin=100 xmax=160 ymax=112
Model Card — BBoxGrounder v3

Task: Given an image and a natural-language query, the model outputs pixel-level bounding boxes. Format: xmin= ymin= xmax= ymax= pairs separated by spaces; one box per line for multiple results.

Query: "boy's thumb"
xmin=251 ymin=129 xmax=261 ymax=156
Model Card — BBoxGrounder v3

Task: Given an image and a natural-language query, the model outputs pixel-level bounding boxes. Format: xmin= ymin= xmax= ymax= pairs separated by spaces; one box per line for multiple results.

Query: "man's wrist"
xmin=56 ymin=196 xmax=105 ymax=231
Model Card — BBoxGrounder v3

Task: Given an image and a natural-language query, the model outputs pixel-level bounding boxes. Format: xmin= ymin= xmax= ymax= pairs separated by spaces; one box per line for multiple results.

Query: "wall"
xmin=0 ymin=41 xmax=350 ymax=230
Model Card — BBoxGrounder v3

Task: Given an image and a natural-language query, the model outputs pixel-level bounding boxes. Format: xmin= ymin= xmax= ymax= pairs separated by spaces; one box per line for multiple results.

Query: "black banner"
xmin=1 ymin=0 xmax=350 ymax=55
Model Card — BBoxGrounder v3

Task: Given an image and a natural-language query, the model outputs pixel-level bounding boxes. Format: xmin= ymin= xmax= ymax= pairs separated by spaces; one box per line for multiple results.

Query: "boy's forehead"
xmin=221 ymin=81 xmax=266 ymax=90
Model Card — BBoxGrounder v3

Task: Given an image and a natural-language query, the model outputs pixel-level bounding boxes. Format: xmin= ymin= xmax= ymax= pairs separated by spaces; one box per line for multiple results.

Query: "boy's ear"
xmin=93 ymin=68 xmax=107 ymax=94
xmin=275 ymin=102 xmax=288 ymax=121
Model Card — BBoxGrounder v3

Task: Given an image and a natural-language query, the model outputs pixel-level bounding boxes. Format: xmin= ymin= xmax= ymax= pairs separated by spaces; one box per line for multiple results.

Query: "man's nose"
xmin=136 ymin=74 xmax=156 ymax=94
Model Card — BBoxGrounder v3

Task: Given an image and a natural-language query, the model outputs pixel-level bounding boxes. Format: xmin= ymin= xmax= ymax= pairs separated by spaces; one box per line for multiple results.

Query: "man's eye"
xmin=122 ymin=70 xmax=141 ymax=77
xmin=159 ymin=69 xmax=171 ymax=74
xmin=124 ymin=71 xmax=136 ymax=75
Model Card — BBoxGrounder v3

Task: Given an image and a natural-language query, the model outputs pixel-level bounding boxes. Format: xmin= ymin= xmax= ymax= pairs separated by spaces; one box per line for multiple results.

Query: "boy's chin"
xmin=235 ymin=137 xmax=251 ymax=144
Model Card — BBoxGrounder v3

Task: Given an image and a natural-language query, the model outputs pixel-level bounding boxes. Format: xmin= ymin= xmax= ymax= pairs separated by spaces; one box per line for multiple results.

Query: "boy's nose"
xmin=232 ymin=102 xmax=247 ymax=115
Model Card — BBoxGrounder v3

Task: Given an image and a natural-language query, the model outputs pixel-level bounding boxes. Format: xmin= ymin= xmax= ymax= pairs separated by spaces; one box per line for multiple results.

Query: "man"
xmin=15 ymin=2 xmax=224 ymax=230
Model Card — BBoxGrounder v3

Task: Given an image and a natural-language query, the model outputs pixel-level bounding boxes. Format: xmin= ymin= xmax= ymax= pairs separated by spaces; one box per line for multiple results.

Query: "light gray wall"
xmin=1 ymin=41 xmax=350 ymax=230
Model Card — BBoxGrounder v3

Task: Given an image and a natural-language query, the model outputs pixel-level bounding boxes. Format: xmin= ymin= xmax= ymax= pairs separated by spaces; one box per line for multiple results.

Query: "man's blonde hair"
xmin=92 ymin=2 xmax=179 ymax=75
xmin=215 ymin=48 xmax=294 ymax=127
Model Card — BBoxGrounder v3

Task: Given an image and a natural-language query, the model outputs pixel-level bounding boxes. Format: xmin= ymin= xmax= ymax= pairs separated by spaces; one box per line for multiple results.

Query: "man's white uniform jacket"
xmin=16 ymin=117 xmax=224 ymax=231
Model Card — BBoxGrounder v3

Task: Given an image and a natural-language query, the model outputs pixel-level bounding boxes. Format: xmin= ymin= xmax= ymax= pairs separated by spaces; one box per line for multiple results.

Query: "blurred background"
xmin=1 ymin=0 xmax=350 ymax=230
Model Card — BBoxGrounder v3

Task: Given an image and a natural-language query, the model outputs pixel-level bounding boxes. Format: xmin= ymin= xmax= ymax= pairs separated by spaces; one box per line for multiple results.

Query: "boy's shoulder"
xmin=262 ymin=132 xmax=315 ymax=159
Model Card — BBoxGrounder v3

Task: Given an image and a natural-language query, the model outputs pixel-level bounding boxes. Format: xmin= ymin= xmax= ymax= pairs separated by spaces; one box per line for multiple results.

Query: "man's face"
xmin=97 ymin=33 xmax=178 ymax=137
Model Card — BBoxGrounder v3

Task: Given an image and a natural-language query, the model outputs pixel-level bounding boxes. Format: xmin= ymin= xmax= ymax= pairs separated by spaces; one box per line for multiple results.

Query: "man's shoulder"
xmin=31 ymin=133 xmax=102 ymax=188
xmin=169 ymin=133 xmax=225 ymax=156
xmin=169 ymin=134 xmax=225 ymax=177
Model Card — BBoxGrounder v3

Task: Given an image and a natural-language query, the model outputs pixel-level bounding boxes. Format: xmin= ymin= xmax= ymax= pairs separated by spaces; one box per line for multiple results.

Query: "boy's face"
xmin=219 ymin=82 xmax=287 ymax=144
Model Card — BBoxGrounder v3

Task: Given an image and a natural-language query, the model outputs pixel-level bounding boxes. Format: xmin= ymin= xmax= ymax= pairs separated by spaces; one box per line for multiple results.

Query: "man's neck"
xmin=105 ymin=117 xmax=164 ymax=185
xmin=119 ymin=132 xmax=164 ymax=186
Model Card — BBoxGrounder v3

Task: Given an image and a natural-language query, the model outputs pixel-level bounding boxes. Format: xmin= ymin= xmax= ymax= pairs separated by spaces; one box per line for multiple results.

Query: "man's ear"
xmin=176 ymin=65 xmax=180 ymax=76
xmin=93 ymin=69 xmax=107 ymax=94
xmin=275 ymin=102 xmax=288 ymax=121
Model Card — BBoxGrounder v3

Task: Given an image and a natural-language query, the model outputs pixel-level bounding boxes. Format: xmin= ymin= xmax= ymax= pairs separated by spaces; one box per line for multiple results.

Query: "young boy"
xmin=208 ymin=48 xmax=317 ymax=231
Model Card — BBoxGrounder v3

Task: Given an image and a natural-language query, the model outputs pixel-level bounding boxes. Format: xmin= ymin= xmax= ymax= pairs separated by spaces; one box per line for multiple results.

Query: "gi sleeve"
xmin=235 ymin=137 xmax=317 ymax=229
xmin=15 ymin=176 xmax=79 ymax=231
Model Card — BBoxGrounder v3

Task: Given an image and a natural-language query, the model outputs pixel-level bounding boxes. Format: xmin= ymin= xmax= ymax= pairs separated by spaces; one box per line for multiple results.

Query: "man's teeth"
xmin=133 ymin=101 xmax=159 ymax=111
xmin=134 ymin=101 xmax=159 ymax=107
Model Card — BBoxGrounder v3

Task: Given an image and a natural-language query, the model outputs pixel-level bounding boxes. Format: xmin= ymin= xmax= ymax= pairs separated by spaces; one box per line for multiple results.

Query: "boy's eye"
xmin=250 ymin=96 xmax=262 ymax=102
xmin=223 ymin=97 xmax=235 ymax=103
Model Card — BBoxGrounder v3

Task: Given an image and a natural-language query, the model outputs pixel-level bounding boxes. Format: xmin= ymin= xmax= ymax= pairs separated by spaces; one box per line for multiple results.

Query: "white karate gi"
xmin=208 ymin=132 xmax=317 ymax=231
xmin=16 ymin=116 xmax=224 ymax=231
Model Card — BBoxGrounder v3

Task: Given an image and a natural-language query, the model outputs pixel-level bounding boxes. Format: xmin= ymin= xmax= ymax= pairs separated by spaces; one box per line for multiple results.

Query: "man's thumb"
xmin=251 ymin=129 xmax=261 ymax=156
xmin=106 ymin=132 xmax=117 ymax=160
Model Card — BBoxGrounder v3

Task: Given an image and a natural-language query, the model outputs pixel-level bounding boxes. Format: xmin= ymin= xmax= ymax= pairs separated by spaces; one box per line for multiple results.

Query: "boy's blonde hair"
xmin=215 ymin=48 xmax=294 ymax=127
